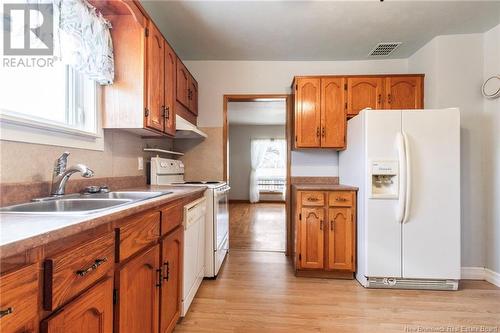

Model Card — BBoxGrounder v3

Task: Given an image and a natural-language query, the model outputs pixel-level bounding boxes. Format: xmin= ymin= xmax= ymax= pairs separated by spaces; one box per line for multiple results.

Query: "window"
xmin=254 ymin=139 xmax=286 ymax=194
xmin=0 ymin=62 xmax=97 ymax=135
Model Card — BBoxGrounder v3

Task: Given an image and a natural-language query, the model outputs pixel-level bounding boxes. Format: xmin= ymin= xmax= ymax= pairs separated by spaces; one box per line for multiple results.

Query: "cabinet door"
xmin=384 ymin=76 xmax=423 ymax=109
xmin=321 ymin=77 xmax=346 ymax=148
xmin=347 ymin=77 xmax=383 ymax=117
xmin=299 ymin=207 xmax=325 ymax=269
xmin=295 ymin=78 xmax=321 ymax=148
xmin=41 ymin=278 xmax=113 ymax=333
xmin=164 ymin=41 xmax=176 ymax=136
xmin=118 ymin=245 xmax=160 ymax=333
xmin=188 ymin=77 xmax=198 ymax=116
xmin=160 ymin=227 xmax=183 ymax=333
xmin=327 ymin=208 xmax=354 ymax=271
xmin=145 ymin=21 xmax=165 ymax=132
xmin=176 ymin=58 xmax=190 ymax=109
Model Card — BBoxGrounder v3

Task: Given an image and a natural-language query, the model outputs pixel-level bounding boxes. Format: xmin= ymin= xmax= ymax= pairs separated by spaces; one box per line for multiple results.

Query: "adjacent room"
xmin=0 ymin=1 xmax=499 ymax=333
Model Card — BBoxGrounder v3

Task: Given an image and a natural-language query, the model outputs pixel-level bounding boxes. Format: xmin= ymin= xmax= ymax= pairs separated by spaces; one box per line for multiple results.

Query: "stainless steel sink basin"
xmin=0 ymin=199 xmax=132 ymax=214
xmin=0 ymin=190 xmax=173 ymax=215
xmin=87 ymin=191 xmax=171 ymax=201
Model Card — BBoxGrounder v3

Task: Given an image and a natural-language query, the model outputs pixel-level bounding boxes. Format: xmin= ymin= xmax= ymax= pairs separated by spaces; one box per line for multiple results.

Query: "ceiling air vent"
xmin=369 ymin=42 xmax=402 ymax=57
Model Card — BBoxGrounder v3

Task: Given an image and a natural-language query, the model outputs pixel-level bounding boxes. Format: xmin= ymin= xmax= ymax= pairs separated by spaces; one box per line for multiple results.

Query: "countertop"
xmin=0 ymin=185 xmax=206 ymax=259
xmin=292 ymin=184 xmax=358 ymax=191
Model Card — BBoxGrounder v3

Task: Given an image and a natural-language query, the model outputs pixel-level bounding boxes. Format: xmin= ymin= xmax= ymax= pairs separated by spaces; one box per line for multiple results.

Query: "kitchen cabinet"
xmin=292 ymin=74 xmax=424 ymax=149
xmin=176 ymin=58 xmax=199 ymax=118
xmin=160 ymin=226 xmax=183 ymax=333
xmin=0 ymin=264 xmax=39 ymax=333
xmin=347 ymin=77 xmax=384 ymax=117
xmin=99 ymin=0 xmax=198 ymax=136
xmin=117 ymin=245 xmax=160 ymax=333
xmin=41 ymin=278 xmax=113 ymax=333
xmin=384 ymin=76 xmax=423 ymax=109
xmin=295 ymin=189 xmax=356 ymax=278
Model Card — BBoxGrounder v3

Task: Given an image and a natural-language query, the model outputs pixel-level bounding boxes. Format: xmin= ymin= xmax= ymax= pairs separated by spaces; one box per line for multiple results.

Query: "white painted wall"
xmin=408 ymin=32 xmax=488 ymax=269
xmin=228 ymin=125 xmax=285 ymax=200
xmin=482 ymin=24 xmax=500 ymax=273
xmin=185 ymin=60 xmax=408 ymax=176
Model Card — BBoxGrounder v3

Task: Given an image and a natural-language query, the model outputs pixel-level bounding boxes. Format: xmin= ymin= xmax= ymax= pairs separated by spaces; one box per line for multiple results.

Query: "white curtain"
xmin=249 ymin=139 xmax=271 ymax=203
xmin=275 ymin=139 xmax=287 ymax=201
xmin=55 ymin=0 xmax=114 ymax=84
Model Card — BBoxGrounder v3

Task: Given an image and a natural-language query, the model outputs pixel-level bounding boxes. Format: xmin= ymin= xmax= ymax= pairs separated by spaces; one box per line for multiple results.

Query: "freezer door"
xmin=401 ymin=109 xmax=461 ymax=279
xmin=364 ymin=110 xmax=402 ymax=278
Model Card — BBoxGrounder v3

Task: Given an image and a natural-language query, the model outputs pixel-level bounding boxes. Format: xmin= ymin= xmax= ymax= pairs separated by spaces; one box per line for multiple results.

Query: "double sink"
xmin=0 ymin=191 xmax=173 ymax=215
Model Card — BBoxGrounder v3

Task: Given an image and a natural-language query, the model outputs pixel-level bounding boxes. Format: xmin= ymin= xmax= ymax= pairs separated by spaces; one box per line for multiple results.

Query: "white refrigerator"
xmin=339 ymin=108 xmax=461 ymax=290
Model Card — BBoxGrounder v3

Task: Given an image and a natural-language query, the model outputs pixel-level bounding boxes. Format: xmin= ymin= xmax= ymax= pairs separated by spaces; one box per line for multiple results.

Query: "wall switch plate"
xmin=138 ymin=157 xmax=144 ymax=170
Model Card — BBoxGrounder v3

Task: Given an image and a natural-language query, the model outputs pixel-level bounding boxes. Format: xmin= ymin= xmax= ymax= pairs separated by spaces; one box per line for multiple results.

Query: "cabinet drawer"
xmin=301 ymin=191 xmax=325 ymax=206
xmin=117 ymin=211 xmax=160 ymax=262
xmin=161 ymin=202 xmax=183 ymax=236
xmin=0 ymin=264 xmax=39 ymax=333
xmin=44 ymin=232 xmax=114 ymax=311
xmin=328 ymin=191 xmax=353 ymax=207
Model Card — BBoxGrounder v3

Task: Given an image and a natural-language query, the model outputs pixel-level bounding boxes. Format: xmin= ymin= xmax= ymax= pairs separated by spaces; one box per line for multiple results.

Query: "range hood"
xmin=175 ymin=115 xmax=207 ymax=139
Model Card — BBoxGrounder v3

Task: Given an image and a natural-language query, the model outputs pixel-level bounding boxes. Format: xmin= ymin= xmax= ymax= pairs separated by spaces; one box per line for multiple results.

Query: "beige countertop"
xmin=0 ymin=186 xmax=206 ymax=259
xmin=292 ymin=184 xmax=358 ymax=191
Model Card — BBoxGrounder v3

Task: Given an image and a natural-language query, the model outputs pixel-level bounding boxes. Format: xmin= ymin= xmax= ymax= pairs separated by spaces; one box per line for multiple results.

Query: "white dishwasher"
xmin=182 ymin=196 xmax=206 ymax=316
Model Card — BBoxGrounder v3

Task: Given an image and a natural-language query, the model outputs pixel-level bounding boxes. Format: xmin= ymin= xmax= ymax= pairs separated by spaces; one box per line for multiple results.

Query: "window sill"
xmin=0 ymin=110 xmax=104 ymax=151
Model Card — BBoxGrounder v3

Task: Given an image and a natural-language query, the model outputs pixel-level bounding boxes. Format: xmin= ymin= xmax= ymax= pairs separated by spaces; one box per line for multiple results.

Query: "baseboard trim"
xmin=461 ymin=267 xmax=500 ymax=287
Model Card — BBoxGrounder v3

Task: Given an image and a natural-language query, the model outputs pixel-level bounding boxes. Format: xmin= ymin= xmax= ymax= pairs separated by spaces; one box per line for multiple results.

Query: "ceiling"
xmin=141 ymin=1 xmax=500 ymax=61
xmin=228 ymin=101 xmax=286 ymax=125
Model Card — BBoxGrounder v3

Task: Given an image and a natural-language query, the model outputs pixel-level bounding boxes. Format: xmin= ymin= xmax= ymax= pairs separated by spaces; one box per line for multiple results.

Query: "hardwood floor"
xmin=229 ymin=203 xmax=286 ymax=252
xmin=175 ymin=250 xmax=500 ymax=333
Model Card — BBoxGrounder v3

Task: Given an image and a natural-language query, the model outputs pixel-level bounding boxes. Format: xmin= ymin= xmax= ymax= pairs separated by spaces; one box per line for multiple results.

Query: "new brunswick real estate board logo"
xmin=2 ymin=3 xmax=55 ymax=67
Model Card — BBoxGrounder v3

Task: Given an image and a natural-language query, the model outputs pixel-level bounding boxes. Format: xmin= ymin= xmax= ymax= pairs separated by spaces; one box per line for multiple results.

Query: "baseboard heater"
xmin=366 ymin=277 xmax=459 ymax=291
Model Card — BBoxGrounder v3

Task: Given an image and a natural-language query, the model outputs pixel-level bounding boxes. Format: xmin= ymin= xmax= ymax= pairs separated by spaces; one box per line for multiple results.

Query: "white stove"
xmin=150 ymin=157 xmax=230 ymax=280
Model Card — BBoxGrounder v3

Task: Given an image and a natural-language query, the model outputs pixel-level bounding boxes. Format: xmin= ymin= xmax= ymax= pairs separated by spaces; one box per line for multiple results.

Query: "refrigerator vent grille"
xmin=367 ymin=277 xmax=458 ymax=291
xmin=368 ymin=42 xmax=402 ymax=57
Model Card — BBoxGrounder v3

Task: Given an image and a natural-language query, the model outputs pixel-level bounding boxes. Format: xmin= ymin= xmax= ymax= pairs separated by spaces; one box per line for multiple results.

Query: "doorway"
xmin=223 ymin=95 xmax=292 ymax=254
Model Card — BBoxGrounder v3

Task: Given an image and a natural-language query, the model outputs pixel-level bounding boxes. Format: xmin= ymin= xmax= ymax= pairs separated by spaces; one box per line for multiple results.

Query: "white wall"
xmin=408 ymin=31 xmax=491 ymax=269
xmin=228 ymin=125 xmax=285 ymax=200
xmin=483 ymin=24 xmax=500 ymax=273
xmin=185 ymin=60 xmax=408 ymax=177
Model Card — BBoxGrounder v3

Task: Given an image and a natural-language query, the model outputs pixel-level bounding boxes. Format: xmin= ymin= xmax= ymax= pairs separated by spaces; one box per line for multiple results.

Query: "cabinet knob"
xmin=76 ymin=258 xmax=107 ymax=277
xmin=164 ymin=106 xmax=170 ymax=119
xmin=322 ymin=127 xmax=325 ymax=137
xmin=387 ymin=94 xmax=392 ymax=104
xmin=0 ymin=307 xmax=13 ymax=318
xmin=316 ymin=127 xmax=320 ymax=137
xmin=336 ymin=197 xmax=347 ymax=202
xmin=307 ymin=197 xmax=319 ymax=202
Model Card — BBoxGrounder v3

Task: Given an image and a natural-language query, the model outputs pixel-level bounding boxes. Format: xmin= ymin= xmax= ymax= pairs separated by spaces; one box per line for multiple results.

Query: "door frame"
xmin=223 ymin=94 xmax=292 ymax=256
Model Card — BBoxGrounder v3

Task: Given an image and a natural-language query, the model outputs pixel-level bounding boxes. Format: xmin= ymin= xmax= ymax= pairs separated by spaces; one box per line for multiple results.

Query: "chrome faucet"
xmin=50 ymin=152 xmax=94 ymax=196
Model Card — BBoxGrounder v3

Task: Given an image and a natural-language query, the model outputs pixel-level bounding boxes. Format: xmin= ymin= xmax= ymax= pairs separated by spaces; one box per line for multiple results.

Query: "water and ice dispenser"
xmin=369 ymin=160 xmax=398 ymax=199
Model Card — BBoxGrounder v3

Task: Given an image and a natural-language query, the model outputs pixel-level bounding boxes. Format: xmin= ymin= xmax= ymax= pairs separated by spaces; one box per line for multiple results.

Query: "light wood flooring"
xmin=175 ymin=250 xmax=500 ymax=333
xmin=229 ymin=203 xmax=286 ymax=252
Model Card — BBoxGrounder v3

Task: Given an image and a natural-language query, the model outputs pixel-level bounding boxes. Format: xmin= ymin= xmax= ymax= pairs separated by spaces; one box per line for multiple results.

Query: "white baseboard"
xmin=461 ymin=267 xmax=500 ymax=287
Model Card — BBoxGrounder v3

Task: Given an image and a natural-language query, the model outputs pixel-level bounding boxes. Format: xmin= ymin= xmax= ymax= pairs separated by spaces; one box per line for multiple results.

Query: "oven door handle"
xmin=216 ymin=186 xmax=231 ymax=195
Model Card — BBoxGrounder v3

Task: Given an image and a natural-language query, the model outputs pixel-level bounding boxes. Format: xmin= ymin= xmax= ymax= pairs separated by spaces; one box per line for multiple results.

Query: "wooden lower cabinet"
xmin=41 ymin=278 xmax=113 ymax=333
xmin=160 ymin=227 xmax=183 ymax=333
xmin=296 ymin=190 xmax=356 ymax=278
xmin=118 ymin=245 xmax=160 ymax=333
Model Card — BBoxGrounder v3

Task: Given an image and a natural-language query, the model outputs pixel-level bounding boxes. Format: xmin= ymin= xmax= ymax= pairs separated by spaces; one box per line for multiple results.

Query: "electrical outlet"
xmin=138 ymin=157 xmax=144 ymax=170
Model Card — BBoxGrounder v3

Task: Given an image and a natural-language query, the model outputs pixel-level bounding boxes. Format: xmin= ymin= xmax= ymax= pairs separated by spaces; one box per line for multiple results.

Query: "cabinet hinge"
xmin=345 ymin=102 xmax=347 ymax=110
xmin=344 ymin=83 xmax=347 ymax=90
xmin=156 ymin=268 xmax=162 ymax=288
xmin=295 ymin=85 xmax=298 ymax=91
xmin=113 ymin=288 xmax=118 ymax=305
xmin=295 ymin=135 xmax=298 ymax=142
xmin=299 ymin=213 xmax=302 ymax=220
xmin=299 ymin=253 xmax=302 ymax=261
xmin=144 ymin=108 xmax=149 ymax=117
xmin=145 ymin=28 xmax=149 ymax=37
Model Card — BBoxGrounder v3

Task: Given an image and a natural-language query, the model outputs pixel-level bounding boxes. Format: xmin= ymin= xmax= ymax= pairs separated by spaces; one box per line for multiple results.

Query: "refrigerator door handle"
xmin=402 ymin=131 xmax=411 ymax=224
xmin=396 ymin=132 xmax=406 ymax=224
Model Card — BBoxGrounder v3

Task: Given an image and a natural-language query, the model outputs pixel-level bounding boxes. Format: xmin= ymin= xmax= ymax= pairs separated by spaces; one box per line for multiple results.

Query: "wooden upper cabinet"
xmin=41 ymin=278 xmax=113 ymax=333
xmin=299 ymin=207 xmax=325 ymax=269
xmin=145 ymin=21 xmax=165 ymax=132
xmin=327 ymin=207 xmax=353 ymax=271
xmin=321 ymin=77 xmax=346 ymax=149
xmin=384 ymin=76 xmax=423 ymax=109
xmin=176 ymin=58 xmax=190 ymax=109
xmin=160 ymin=227 xmax=183 ymax=333
xmin=347 ymin=77 xmax=384 ymax=117
xmin=164 ymin=41 xmax=177 ymax=136
xmin=295 ymin=78 xmax=321 ymax=148
xmin=118 ymin=245 xmax=160 ymax=333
